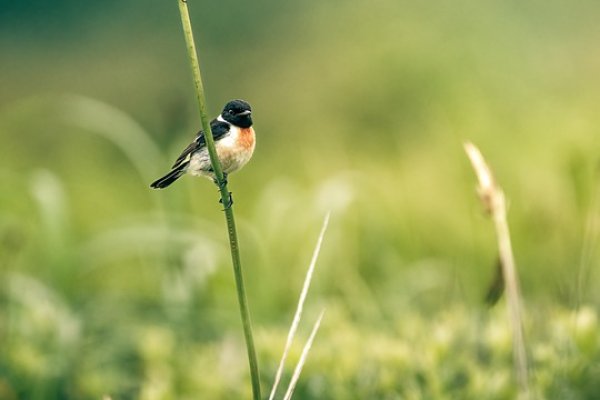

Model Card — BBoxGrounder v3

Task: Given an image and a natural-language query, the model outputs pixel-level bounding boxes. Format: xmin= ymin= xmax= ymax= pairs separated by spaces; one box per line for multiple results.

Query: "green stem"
xmin=176 ymin=2 xmax=261 ymax=399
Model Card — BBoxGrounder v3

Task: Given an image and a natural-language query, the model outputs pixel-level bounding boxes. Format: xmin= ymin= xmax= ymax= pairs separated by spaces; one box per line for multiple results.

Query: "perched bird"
xmin=150 ymin=99 xmax=255 ymax=191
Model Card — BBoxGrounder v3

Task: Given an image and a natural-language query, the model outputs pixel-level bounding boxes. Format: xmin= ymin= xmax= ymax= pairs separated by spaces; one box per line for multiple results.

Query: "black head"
xmin=221 ymin=99 xmax=253 ymax=128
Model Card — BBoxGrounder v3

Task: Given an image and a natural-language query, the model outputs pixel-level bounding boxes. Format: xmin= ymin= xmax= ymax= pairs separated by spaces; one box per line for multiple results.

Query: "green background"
xmin=1 ymin=0 xmax=599 ymax=398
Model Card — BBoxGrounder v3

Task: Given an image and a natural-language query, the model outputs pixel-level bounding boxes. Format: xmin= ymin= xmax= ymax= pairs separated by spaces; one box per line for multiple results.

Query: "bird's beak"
xmin=239 ymin=110 xmax=252 ymax=116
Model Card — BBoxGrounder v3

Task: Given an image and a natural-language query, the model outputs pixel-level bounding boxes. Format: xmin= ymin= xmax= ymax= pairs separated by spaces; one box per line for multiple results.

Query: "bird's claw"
xmin=219 ymin=192 xmax=234 ymax=210
xmin=213 ymin=173 xmax=228 ymax=190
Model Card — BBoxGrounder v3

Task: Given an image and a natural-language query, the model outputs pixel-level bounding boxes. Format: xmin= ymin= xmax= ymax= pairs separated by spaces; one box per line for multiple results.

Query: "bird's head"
xmin=221 ymin=99 xmax=252 ymax=128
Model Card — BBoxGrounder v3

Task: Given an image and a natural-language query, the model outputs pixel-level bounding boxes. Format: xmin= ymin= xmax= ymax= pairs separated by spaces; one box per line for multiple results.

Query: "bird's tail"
xmin=150 ymin=163 xmax=188 ymax=189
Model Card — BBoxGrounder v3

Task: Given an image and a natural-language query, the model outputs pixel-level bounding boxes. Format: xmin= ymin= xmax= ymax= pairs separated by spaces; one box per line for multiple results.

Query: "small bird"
xmin=150 ymin=99 xmax=255 ymax=192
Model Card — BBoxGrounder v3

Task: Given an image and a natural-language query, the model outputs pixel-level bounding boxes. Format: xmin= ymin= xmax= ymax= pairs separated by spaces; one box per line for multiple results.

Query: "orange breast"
xmin=239 ymin=127 xmax=255 ymax=150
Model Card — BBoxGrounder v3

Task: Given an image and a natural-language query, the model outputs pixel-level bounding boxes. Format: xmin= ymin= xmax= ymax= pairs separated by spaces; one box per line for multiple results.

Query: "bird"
xmin=150 ymin=99 xmax=255 ymax=193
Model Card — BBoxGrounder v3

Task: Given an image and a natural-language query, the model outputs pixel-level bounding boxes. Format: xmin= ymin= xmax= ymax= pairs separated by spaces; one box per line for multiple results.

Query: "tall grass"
xmin=2 ymin=1 xmax=600 ymax=397
xmin=1 ymin=95 xmax=599 ymax=397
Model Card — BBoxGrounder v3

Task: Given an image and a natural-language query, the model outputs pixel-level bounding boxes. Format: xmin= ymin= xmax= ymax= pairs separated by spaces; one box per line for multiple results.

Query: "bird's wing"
xmin=171 ymin=119 xmax=231 ymax=168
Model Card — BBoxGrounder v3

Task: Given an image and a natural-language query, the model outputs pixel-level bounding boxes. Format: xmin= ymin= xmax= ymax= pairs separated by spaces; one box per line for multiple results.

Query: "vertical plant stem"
xmin=490 ymin=190 xmax=529 ymax=393
xmin=176 ymin=2 xmax=261 ymax=399
xmin=464 ymin=142 xmax=530 ymax=396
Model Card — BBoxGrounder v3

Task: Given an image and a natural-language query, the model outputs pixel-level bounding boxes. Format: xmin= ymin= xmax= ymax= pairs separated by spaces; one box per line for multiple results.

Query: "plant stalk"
xmin=176 ymin=2 xmax=261 ymax=399
xmin=464 ymin=142 xmax=530 ymax=396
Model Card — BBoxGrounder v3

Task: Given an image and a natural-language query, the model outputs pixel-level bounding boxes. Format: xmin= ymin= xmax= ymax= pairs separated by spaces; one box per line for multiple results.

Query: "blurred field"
xmin=1 ymin=0 xmax=599 ymax=398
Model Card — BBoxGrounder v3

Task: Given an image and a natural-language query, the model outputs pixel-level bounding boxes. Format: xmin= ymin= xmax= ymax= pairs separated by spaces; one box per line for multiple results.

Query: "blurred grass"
xmin=1 ymin=0 xmax=599 ymax=398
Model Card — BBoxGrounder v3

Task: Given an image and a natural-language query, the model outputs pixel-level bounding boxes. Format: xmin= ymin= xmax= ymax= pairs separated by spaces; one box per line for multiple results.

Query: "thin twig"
xmin=176 ymin=2 xmax=261 ymax=399
xmin=464 ymin=142 xmax=530 ymax=395
xmin=283 ymin=310 xmax=326 ymax=400
xmin=269 ymin=213 xmax=330 ymax=400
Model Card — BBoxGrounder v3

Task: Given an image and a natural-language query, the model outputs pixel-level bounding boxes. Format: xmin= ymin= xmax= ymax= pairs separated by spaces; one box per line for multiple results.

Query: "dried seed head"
xmin=464 ymin=142 xmax=497 ymax=214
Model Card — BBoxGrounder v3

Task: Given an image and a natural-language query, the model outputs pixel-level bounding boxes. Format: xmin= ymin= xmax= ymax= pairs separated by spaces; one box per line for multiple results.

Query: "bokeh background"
xmin=1 ymin=0 xmax=599 ymax=398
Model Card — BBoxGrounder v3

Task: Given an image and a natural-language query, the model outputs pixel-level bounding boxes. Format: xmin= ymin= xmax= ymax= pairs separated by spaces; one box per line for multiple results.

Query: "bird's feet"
xmin=213 ymin=174 xmax=232 ymax=209
xmin=213 ymin=173 xmax=228 ymax=190
xmin=219 ymin=192 xmax=234 ymax=210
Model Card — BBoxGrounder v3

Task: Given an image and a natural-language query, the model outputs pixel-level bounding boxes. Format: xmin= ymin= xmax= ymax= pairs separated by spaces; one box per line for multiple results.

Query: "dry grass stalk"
xmin=282 ymin=310 xmax=326 ymax=400
xmin=464 ymin=142 xmax=530 ymax=395
xmin=269 ymin=213 xmax=330 ymax=400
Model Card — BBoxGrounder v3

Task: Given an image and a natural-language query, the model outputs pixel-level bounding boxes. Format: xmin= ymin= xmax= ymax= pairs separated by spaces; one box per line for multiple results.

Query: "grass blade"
xmin=268 ymin=212 xmax=330 ymax=400
xmin=282 ymin=310 xmax=326 ymax=400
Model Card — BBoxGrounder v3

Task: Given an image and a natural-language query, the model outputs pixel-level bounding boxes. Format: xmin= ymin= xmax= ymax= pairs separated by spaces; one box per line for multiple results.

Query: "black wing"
xmin=171 ymin=119 xmax=231 ymax=168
